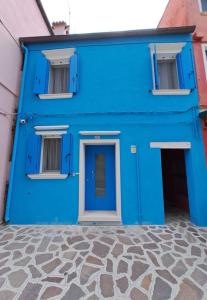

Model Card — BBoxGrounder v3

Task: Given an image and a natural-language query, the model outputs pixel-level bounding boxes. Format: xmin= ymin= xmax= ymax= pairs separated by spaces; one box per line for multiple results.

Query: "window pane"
xmin=42 ymin=138 xmax=61 ymax=172
xmin=158 ymin=59 xmax=179 ymax=89
xmin=201 ymin=0 xmax=207 ymax=11
xmin=95 ymin=154 xmax=105 ymax=197
xmin=50 ymin=65 xmax=69 ymax=94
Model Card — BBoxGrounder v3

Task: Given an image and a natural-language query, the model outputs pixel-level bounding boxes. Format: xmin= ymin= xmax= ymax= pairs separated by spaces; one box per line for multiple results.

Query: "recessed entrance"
xmin=161 ymin=149 xmax=190 ymax=222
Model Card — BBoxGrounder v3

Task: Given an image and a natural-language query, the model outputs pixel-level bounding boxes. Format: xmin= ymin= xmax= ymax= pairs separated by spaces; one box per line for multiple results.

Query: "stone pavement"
xmin=0 ymin=214 xmax=206 ymax=299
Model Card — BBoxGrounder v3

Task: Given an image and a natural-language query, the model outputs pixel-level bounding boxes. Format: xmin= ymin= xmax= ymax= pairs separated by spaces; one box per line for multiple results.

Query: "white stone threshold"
xmin=78 ymin=211 xmax=121 ymax=223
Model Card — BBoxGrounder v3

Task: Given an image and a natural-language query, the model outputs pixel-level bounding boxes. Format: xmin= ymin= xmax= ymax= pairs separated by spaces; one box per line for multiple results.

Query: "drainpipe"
xmin=135 ymin=146 xmax=142 ymax=224
xmin=5 ymin=44 xmax=28 ymax=222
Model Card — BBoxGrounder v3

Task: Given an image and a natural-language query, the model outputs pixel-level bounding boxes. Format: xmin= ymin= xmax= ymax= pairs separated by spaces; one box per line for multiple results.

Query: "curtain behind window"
xmin=50 ymin=65 xmax=69 ymax=94
xmin=158 ymin=59 xmax=179 ymax=89
xmin=42 ymin=138 xmax=61 ymax=172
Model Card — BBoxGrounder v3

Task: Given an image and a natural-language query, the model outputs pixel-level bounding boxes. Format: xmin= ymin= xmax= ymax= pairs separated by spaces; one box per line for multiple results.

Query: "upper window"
xmin=202 ymin=44 xmax=207 ymax=82
xmin=199 ymin=0 xmax=207 ymax=12
xmin=25 ymin=126 xmax=72 ymax=179
xmin=150 ymin=43 xmax=193 ymax=95
xmin=33 ymin=48 xmax=78 ymax=99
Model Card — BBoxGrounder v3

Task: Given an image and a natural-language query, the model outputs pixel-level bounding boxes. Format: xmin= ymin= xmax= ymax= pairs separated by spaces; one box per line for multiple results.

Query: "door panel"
xmin=85 ymin=145 xmax=116 ymax=211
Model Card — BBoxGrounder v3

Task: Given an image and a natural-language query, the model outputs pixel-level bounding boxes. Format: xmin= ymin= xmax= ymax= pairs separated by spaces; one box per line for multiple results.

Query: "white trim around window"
xmin=79 ymin=131 xmax=121 ymax=136
xmin=150 ymin=142 xmax=191 ymax=149
xmin=152 ymin=89 xmax=190 ymax=96
xmin=202 ymin=44 xmax=207 ymax=81
xmin=38 ymin=93 xmax=73 ymax=100
xmin=78 ymin=139 xmax=122 ymax=223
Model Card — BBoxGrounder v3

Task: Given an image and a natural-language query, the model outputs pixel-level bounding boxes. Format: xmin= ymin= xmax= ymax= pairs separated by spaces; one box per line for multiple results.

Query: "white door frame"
xmin=78 ymin=139 xmax=122 ymax=222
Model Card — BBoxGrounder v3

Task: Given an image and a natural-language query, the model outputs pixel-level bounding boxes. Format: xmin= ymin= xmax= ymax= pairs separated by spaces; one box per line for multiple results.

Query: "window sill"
xmin=38 ymin=93 xmax=73 ymax=100
xmin=152 ymin=89 xmax=191 ymax=96
xmin=27 ymin=173 xmax=68 ymax=180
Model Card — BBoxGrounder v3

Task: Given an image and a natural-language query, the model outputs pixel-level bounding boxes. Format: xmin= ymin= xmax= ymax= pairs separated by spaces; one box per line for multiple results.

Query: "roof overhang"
xmin=19 ymin=26 xmax=195 ymax=45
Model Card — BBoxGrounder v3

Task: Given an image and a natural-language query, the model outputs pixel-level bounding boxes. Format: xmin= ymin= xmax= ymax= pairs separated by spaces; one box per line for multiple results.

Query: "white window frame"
xmin=28 ymin=126 xmax=69 ymax=180
xmin=149 ymin=43 xmax=190 ymax=96
xmin=198 ymin=0 xmax=207 ymax=12
xmin=202 ymin=44 xmax=207 ymax=82
xmin=78 ymin=139 xmax=122 ymax=223
xmin=39 ymin=48 xmax=75 ymax=100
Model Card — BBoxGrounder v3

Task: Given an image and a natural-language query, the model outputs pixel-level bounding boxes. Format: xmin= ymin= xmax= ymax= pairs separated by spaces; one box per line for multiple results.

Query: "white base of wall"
xmin=78 ymin=211 xmax=121 ymax=222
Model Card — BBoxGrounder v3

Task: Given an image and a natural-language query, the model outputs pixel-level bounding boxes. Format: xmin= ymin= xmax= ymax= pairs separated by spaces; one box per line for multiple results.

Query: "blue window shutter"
xmin=69 ymin=53 xmax=78 ymax=93
xmin=25 ymin=134 xmax=41 ymax=174
xmin=33 ymin=55 xmax=49 ymax=94
xmin=153 ymin=53 xmax=159 ymax=89
xmin=176 ymin=53 xmax=185 ymax=89
xmin=179 ymin=46 xmax=195 ymax=91
xmin=61 ymin=134 xmax=72 ymax=175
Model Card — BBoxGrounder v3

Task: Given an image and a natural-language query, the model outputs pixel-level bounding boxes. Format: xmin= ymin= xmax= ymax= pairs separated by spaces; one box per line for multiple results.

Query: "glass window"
xmin=49 ymin=65 xmax=69 ymax=94
xmin=201 ymin=0 xmax=207 ymax=11
xmin=42 ymin=137 xmax=61 ymax=173
xmin=95 ymin=154 xmax=105 ymax=197
xmin=158 ymin=59 xmax=179 ymax=89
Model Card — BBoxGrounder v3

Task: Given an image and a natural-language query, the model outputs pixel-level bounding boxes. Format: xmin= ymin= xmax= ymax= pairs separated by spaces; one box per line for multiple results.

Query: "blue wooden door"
xmin=85 ymin=145 xmax=116 ymax=211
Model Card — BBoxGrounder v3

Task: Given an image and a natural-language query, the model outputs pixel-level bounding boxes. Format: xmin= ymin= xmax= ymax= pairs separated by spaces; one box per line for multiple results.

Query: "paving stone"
xmin=0 ymin=233 xmax=13 ymax=241
xmin=117 ymin=259 xmax=128 ymax=273
xmin=0 ymin=258 xmax=8 ymax=268
xmin=147 ymin=251 xmax=160 ymax=267
xmin=63 ymin=251 xmax=76 ymax=260
xmin=159 ymin=234 xmax=172 ymax=240
xmin=131 ymin=261 xmax=149 ymax=281
xmin=75 ymin=256 xmax=83 ymax=267
xmin=42 ymin=276 xmax=63 ymax=283
xmin=127 ymin=245 xmax=143 ymax=255
xmin=0 ymin=277 xmax=5 ymax=288
xmin=156 ymin=269 xmax=177 ymax=284
xmin=100 ymin=236 xmax=115 ymax=245
xmin=111 ymin=243 xmax=123 ymax=258
xmin=86 ymin=255 xmax=104 ymax=266
xmin=67 ymin=271 xmax=77 ymax=283
xmin=100 ymin=274 xmax=114 ymax=298
xmin=130 ymin=287 xmax=148 ymax=300
xmin=8 ymin=269 xmax=28 ymax=288
xmin=35 ymin=253 xmax=53 ymax=265
xmin=4 ymin=242 xmax=27 ymax=250
xmin=37 ymin=237 xmax=51 ymax=252
xmin=198 ymin=263 xmax=207 ymax=272
xmin=116 ymin=276 xmax=128 ymax=293
xmin=14 ymin=256 xmax=31 ymax=266
xmin=41 ymin=286 xmax=62 ymax=299
xmin=87 ymin=294 xmax=99 ymax=300
xmin=118 ymin=235 xmax=133 ymax=245
xmin=92 ymin=241 xmax=110 ymax=258
xmin=143 ymin=243 xmax=158 ymax=250
xmin=140 ymin=234 xmax=151 ymax=242
xmin=152 ymin=277 xmax=172 ymax=300
xmin=175 ymin=240 xmax=189 ymax=247
xmin=0 ymin=290 xmax=16 ymax=300
xmin=74 ymin=242 xmax=90 ymax=250
xmin=61 ymin=283 xmax=85 ymax=300
xmin=172 ymin=260 xmax=188 ymax=277
xmin=185 ymin=258 xmax=197 ymax=267
xmin=48 ymin=244 xmax=59 ymax=251
xmin=106 ymin=258 xmax=113 ymax=272
xmin=87 ymin=280 xmax=96 ymax=292
xmin=28 ymin=265 xmax=42 ymax=278
xmin=59 ymin=262 xmax=72 ymax=273
xmin=67 ymin=235 xmax=84 ymax=245
xmin=148 ymin=232 xmax=161 ymax=242
xmin=141 ymin=274 xmax=152 ymax=291
xmin=0 ymin=267 xmax=11 ymax=276
xmin=0 ymin=251 xmax=10 ymax=260
xmin=191 ymin=268 xmax=207 ymax=286
xmin=191 ymin=246 xmax=201 ymax=257
xmin=80 ymin=264 xmax=99 ymax=284
xmin=25 ymin=245 xmax=35 ymax=254
xmin=80 ymin=250 xmax=89 ymax=257
xmin=175 ymin=245 xmax=186 ymax=254
xmin=42 ymin=258 xmax=62 ymax=273
xmin=53 ymin=236 xmax=63 ymax=243
xmin=185 ymin=232 xmax=197 ymax=243
xmin=19 ymin=282 xmax=42 ymax=300
xmin=175 ymin=278 xmax=203 ymax=300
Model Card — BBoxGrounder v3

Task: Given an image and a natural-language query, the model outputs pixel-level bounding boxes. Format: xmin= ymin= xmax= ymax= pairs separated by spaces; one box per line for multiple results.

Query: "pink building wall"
xmin=159 ymin=0 xmax=207 ymax=159
xmin=0 ymin=0 xmax=52 ymax=222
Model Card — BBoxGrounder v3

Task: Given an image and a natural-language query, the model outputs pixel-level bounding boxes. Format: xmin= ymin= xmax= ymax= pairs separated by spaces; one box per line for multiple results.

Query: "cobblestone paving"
xmin=0 ymin=214 xmax=206 ymax=299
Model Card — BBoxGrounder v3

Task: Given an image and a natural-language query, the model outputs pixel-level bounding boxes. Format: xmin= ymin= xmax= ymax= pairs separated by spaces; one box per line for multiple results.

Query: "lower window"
xmin=41 ymin=137 xmax=61 ymax=173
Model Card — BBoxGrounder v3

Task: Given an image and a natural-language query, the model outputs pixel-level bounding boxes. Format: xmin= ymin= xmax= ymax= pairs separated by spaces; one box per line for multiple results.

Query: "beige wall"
xmin=0 ymin=0 xmax=51 ymax=222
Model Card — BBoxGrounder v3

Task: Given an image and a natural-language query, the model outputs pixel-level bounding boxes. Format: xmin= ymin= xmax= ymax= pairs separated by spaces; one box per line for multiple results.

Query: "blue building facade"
xmin=6 ymin=27 xmax=207 ymax=226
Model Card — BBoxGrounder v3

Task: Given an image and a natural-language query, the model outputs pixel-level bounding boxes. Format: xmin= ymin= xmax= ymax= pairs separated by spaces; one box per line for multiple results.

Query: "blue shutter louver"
xmin=25 ymin=134 xmax=41 ymax=174
xmin=33 ymin=55 xmax=49 ymax=94
xmin=179 ymin=46 xmax=195 ymax=91
xmin=61 ymin=133 xmax=73 ymax=175
xmin=69 ymin=53 xmax=78 ymax=93
xmin=176 ymin=53 xmax=185 ymax=89
xmin=153 ymin=53 xmax=159 ymax=90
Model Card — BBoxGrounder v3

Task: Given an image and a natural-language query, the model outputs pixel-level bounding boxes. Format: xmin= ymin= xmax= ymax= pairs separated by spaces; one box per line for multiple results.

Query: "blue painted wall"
xmin=7 ymin=32 xmax=207 ymax=225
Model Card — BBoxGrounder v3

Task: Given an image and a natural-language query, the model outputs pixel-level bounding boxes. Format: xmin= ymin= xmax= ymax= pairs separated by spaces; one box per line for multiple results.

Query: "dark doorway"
xmin=161 ymin=149 xmax=189 ymax=222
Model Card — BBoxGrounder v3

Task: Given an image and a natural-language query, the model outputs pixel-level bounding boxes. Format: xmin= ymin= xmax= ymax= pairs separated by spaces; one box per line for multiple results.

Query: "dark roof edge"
xmin=36 ymin=0 xmax=54 ymax=35
xmin=20 ymin=26 xmax=195 ymax=44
